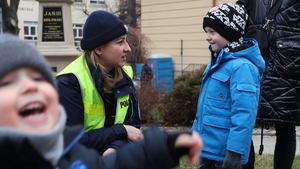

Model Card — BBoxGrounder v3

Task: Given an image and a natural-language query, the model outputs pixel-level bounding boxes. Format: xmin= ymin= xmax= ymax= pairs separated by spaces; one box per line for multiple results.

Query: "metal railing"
xmin=182 ymin=63 xmax=205 ymax=75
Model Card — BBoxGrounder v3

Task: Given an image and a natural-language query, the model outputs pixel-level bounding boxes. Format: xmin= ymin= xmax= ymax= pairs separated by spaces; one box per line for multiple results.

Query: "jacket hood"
xmin=211 ymin=38 xmax=266 ymax=75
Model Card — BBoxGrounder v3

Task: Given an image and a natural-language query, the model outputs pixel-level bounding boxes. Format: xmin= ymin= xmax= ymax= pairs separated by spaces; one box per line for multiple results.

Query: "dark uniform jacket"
xmin=56 ymin=59 xmax=141 ymax=153
xmin=243 ymin=0 xmax=300 ymax=125
xmin=140 ymin=64 xmax=154 ymax=86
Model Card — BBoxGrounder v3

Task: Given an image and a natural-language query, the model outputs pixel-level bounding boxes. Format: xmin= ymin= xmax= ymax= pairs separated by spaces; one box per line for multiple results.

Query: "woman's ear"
xmin=94 ymin=47 xmax=102 ymax=56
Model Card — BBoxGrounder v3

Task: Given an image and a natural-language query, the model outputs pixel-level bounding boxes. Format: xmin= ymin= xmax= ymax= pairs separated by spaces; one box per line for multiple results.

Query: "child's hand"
xmin=174 ymin=131 xmax=203 ymax=164
xmin=102 ymin=148 xmax=116 ymax=156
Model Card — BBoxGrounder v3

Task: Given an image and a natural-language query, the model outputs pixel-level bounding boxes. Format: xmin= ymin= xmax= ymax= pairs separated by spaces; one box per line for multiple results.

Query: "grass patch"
xmin=175 ymin=154 xmax=300 ymax=169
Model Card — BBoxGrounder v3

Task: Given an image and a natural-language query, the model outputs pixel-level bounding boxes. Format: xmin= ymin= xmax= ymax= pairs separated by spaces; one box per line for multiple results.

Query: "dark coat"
xmin=140 ymin=64 xmax=153 ymax=86
xmin=0 ymin=125 xmax=180 ymax=169
xmin=56 ymin=61 xmax=141 ymax=153
xmin=244 ymin=0 xmax=300 ymax=125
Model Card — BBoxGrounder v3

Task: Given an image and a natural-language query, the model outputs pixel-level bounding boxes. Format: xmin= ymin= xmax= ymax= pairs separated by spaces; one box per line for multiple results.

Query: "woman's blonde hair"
xmin=85 ymin=50 xmax=123 ymax=93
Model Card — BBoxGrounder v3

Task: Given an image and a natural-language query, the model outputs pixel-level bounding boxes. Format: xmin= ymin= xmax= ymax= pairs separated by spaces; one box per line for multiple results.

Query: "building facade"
xmin=17 ymin=0 xmax=119 ymax=73
xmin=141 ymin=0 xmax=236 ymax=77
xmin=17 ymin=0 xmax=236 ymax=78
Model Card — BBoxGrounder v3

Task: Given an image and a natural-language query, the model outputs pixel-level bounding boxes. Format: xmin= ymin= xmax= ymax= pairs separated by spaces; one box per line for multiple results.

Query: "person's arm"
xmin=56 ymin=74 xmax=129 ymax=151
xmin=121 ymin=92 xmax=143 ymax=144
xmin=149 ymin=67 xmax=154 ymax=80
xmin=102 ymin=124 xmax=144 ymax=155
xmin=80 ymin=125 xmax=129 ymax=153
xmin=123 ymin=92 xmax=141 ymax=128
xmin=56 ymin=74 xmax=84 ymax=125
xmin=226 ymin=64 xmax=260 ymax=161
xmin=101 ymin=125 xmax=202 ymax=169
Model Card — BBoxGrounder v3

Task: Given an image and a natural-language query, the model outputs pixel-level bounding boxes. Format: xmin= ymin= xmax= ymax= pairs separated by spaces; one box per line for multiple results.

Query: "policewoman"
xmin=56 ymin=10 xmax=142 ymax=156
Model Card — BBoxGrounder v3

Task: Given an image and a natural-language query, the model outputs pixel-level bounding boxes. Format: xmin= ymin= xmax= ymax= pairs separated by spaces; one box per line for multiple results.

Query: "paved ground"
xmin=252 ymin=127 xmax=300 ymax=155
xmin=148 ymin=126 xmax=300 ymax=155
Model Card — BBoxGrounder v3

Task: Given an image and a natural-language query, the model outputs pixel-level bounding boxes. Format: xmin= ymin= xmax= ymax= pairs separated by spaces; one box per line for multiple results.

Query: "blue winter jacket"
xmin=192 ymin=39 xmax=265 ymax=164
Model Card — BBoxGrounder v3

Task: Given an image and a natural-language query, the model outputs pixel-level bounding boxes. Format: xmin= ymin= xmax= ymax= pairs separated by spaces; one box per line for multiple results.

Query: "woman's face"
xmin=0 ymin=67 xmax=59 ymax=133
xmin=95 ymin=34 xmax=131 ymax=71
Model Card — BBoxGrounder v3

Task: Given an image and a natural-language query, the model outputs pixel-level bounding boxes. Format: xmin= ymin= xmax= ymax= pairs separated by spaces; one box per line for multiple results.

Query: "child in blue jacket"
xmin=192 ymin=3 xmax=265 ymax=169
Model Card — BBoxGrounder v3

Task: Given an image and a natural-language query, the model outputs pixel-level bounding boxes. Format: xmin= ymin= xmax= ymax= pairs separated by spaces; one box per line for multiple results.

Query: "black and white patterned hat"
xmin=203 ymin=3 xmax=248 ymax=42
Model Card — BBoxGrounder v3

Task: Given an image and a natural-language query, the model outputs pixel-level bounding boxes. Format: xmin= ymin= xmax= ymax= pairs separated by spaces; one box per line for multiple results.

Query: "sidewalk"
xmin=252 ymin=126 xmax=300 ymax=155
xmin=150 ymin=126 xmax=300 ymax=155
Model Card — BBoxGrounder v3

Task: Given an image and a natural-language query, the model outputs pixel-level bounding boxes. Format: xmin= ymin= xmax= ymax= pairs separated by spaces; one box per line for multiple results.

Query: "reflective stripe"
xmin=83 ymin=100 xmax=104 ymax=115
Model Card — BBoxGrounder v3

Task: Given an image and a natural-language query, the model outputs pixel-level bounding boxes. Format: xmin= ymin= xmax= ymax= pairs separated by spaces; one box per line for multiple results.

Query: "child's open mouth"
xmin=19 ymin=103 xmax=46 ymax=121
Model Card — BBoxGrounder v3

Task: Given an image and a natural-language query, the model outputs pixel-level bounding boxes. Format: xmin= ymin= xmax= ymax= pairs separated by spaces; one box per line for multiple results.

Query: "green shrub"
xmin=158 ymin=67 xmax=206 ymax=126
xmin=137 ymin=84 xmax=163 ymax=124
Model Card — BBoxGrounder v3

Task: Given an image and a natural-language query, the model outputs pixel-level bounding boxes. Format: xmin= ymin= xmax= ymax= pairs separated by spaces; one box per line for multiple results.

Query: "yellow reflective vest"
xmin=56 ymin=54 xmax=133 ymax=132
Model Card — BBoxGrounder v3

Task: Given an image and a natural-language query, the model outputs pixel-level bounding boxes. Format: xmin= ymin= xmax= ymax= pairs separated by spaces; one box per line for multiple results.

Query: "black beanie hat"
xmin=203 ymin=3 xmax=248 ymax=42
xmin=0 ymin=33 xmax=55 ymax=87
xmin=81 ymin=10 xmax=129 ymax=50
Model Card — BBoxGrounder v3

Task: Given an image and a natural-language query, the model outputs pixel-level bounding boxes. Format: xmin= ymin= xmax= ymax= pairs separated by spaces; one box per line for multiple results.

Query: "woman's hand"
xmin=123 ymin=125 xmax=143 ymax=141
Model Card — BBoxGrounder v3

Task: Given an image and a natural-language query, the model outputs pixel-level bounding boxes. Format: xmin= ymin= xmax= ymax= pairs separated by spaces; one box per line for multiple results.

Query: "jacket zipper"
xmin=130 ymin=97 xmax=134 ymax=121
xmin=263 ymin=0 xmax=274 ymax=35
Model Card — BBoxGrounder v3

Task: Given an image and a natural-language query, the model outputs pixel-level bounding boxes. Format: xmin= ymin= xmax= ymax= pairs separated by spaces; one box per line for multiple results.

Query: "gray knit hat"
xmin=0 ymin=33 xmax=55 ymax=86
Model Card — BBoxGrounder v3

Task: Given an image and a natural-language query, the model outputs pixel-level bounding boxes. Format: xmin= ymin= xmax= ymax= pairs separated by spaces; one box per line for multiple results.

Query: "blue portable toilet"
xmin=135 ymin=53 xmax=173 ymax=93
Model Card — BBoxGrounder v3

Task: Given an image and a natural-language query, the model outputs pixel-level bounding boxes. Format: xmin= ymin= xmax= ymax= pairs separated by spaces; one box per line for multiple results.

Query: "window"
xmin=24 ymin=22 xmax=38 ymax=41
xmin=73 ymin=24 xmax=83 ymax=45
xmin=90 ymin=0 xmax=105 ymax=5
xmin=74 ymin=0 xmax=84 ymax=4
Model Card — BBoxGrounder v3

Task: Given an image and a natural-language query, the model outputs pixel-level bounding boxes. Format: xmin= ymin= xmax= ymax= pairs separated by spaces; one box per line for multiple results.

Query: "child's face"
xmin=0 ymin=67 xmax=59 ymax=133
xmin=205 ymin=27 xmax=230 ymax=52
